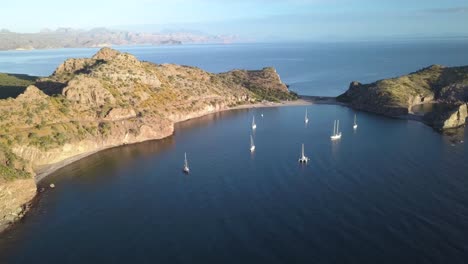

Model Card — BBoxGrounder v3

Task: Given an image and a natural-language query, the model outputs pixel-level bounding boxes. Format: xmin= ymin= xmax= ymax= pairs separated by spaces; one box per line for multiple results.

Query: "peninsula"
xmin=337 ymin=65 xmax=468 ymax=130
xmin=0 ymin=47 xmax=297 ymax=232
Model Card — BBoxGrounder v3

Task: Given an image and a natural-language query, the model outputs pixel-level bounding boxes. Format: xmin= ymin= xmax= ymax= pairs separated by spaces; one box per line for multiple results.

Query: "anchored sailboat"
xmin=330 ymin=120 xmax=342 ymax=140
xmin=252 ymin=116 xmax=257 ymax=130
xmin=353 ymin=114 xmax=358 ymax=130
xmin=183 ymin=152 xmax=190 ymax=173
xmin=298 ymin=143 xmax=309 ymax=163
xmin=250 ymin=135 xmax=256 ymax=152
xmin=305 ymin=109 xmax=309 ymax=124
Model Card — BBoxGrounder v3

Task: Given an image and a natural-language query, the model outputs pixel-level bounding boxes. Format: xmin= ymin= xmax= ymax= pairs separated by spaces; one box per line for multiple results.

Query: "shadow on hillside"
xmin=0 ymin=73 xmax=37 ymax=99
xmin=0 ymin=85 xmax=27 ymax=99
xmin=35 ymin=81 xmax=66 ymax=96
xmin=9 ymin=73 xmax=36 ymax=81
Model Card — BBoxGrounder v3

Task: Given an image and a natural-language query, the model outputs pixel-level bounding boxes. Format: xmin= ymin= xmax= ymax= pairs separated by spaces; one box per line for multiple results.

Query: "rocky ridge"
xmin=0 ymin=47 xmax=296 ymax=231
xmin=337 ymin=65 xmax=468 ymax=129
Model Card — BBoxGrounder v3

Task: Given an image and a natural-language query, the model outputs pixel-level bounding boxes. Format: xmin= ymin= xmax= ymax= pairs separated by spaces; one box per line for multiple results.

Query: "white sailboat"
xmin=250 ymin=135 xmax=256 ymax=152
xmin=305 ymin=109 xmax=309 ymax=124
xmin=353 ymin=114 xmax=358 ymax=130
xmin=261 ymin=113 xmax=264 ymax=118
xmin=183 ymin=152 xmax=190 ymax=173
xmin=252 ymin=116 xmax=257 ymax=130
xmin=330 ymin=120 xmax=342 ymax=140
xmin=298 ymin=143 xmax=309 ymax=163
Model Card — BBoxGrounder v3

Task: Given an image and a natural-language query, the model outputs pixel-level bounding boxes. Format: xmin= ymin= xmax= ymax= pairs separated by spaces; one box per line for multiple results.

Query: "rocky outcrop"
xmin=337 ymin=65 xmax=468 ymax=129
xmin=426 ymin=103 xmax=468 ymax=129
xmin=62 ymin=76 xmax=115 ymax=108
xmin=338 ymin=81 xmax=412 ymax=116
xmin=104 ymin=108 xmax=137 ymax=121
xmin=92 ymin=47 xmax=121 ymax=61
xmin=16 ymin=85 xmax=48 ymax=102
xmin=0 ymin=179 xmax=36 ymax=233
xmin=438 ymin=83 xmax=468 ymax=104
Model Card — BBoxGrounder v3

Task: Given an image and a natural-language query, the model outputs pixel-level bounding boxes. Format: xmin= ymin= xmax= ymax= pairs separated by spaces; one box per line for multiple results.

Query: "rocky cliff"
xmin=0 ymin=47 xmax=297 ymax=231
xmin=337 ymin=65 xmax=468 ymax=129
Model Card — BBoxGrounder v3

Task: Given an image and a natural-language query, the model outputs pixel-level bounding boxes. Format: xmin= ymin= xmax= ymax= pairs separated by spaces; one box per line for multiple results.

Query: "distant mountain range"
xmin=0 ymin=28 xmax=238 ymax=50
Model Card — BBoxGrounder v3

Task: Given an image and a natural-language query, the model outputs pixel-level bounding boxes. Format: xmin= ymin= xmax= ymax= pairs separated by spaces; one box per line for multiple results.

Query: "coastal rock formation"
xmin=338 ymin=65 xmax=468 ymax=129
xmin=0 ymin=48 xmax=297 ymax=231
xmin=425 ymin=103 xmax=468 ymax=129
xmin=0 ymin=179 xmax=36 ymax=233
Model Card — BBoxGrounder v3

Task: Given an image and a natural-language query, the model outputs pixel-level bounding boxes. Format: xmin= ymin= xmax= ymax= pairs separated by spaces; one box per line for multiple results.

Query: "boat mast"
xmin=337 ymin=120 xmax=340 ymax=134
xmin=250 ymin=135 xmax=254 ymax=147
xmin=301 ymin=144 xmax=304 ymax=157
xmin=184 ymin=152 xmax=188 ymax=167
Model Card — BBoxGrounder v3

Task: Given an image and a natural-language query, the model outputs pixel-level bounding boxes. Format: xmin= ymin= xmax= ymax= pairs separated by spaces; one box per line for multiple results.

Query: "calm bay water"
xmin=0 ymin=41 xmax=467 ymax=263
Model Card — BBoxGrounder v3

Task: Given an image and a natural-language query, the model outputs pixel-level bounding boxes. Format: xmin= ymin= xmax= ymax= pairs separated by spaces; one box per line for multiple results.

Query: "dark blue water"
xmin=0 ymin=42 xmax=467 ymax=263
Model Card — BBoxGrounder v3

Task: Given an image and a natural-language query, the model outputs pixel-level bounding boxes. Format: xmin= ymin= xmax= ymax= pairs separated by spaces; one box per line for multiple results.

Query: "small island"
xmin=0 ymin=47 xmax=298 ymax=232
xmin=337 ymin=65 xmax=468 ymax=130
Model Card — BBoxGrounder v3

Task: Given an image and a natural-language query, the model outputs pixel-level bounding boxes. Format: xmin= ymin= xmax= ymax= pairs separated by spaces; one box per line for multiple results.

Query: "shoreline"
xmin=2 ymin=98 xmax=314 ymax=234
xmin=3 ymin=95 xmax=464 ymax=234
xmin=5 ymin=98 xmax=312 ymax=234
xmin=35 ymin=98 xmax=314 ymax=183
xmin=22 ymin=95 xmax=459 ymax=184
xmin=33 ymin=95 xmax=392 ymax=183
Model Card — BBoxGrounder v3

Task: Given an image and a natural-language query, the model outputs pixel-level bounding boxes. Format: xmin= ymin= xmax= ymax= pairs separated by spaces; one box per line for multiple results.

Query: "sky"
xmin=2 ymin=0 xmax=468 ymax=41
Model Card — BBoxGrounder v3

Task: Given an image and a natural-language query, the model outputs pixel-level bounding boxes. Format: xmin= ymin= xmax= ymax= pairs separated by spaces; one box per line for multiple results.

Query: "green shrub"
xmin=99 ymin=122 xmax=111 ymax=136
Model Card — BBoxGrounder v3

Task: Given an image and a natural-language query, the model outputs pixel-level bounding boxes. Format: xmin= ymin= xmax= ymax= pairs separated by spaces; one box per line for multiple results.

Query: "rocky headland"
xmin=337 ymin=65 xmax=468 ymax=130
xmin=0 ymin=47 xmax=297 ymax=232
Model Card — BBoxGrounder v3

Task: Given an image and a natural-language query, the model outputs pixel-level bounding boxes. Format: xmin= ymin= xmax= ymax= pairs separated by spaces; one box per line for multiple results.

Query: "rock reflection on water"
xmin=39 ymin=136 xmax=176 ymax=188
xmin=442 ymin=126 xmax=466 ymax=145
xmin=175 ymin=108 xmax=263 ymax=131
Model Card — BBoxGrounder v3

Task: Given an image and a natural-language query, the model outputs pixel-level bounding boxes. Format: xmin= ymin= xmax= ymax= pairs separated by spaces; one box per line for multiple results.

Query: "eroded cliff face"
xmin=0 ymin=47 xmax=296 ymax=230
xmin=425 ymin=103 xmax=468 ymax=130
xmin=337 ymin=65 xmax=468 ymax=129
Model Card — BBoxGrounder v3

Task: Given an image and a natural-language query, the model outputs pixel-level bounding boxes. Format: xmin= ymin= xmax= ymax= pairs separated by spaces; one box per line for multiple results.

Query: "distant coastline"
xmin=0 ymin=27 xmax=237 ymax=51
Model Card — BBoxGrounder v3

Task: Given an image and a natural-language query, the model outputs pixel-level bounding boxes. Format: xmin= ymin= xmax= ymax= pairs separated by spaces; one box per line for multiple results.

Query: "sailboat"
xmin=305 ymin=109 xmax=309 ymax=124
xmin=183 ymin=152 xmax=190 ymax=173
xmin=250 ymin=135 xmax=256 ymax=152
xmin=353 ymin=114 xmax=358 ymax=130
xmin=298 ymin=143 xmax=309 ymax=163
xmin=261 ymin=113 xmax=264 ymax=118
xmin=252 ymin=116 xmax=257 ymax=130
xmin=330 ymin=120 xmax=342 ymax=140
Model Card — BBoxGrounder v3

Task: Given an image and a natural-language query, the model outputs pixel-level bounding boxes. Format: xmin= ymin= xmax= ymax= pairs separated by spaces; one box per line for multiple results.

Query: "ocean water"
xmin=2 ymin=40 xmax=468 ymax=96
xmin=0 ymin=41 xmax=467 ymax=263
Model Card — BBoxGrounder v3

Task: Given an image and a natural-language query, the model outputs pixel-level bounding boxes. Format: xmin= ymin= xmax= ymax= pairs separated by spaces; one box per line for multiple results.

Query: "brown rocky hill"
xmin=0 ymin=47 xmax=296 ymax=230
xmin=337 ymin=65 xmax=468 ymax=129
